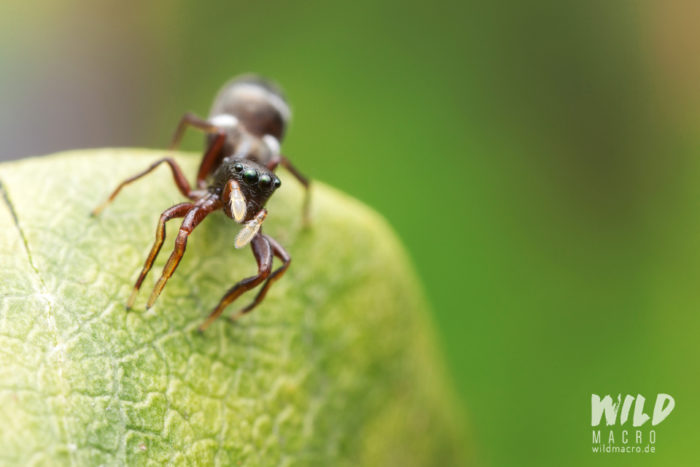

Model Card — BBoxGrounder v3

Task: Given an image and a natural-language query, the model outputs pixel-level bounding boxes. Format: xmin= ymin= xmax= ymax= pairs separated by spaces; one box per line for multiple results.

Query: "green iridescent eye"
xmin=273 ymin=178 xmax=281 ymax=189
xmin=233 ymin=162 xmax=243 ymax=172
xmin=242 ymin=168 xmax=258 ymax=183
xmin=259 ymin=174 xmax=272 ymax=186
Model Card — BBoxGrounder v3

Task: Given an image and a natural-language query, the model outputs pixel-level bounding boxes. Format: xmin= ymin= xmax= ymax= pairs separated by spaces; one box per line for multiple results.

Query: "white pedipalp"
xmin=229 ymin=180 xmax=247 ymax=222
xmin=234 ymin=209 xmax=268 ymax=249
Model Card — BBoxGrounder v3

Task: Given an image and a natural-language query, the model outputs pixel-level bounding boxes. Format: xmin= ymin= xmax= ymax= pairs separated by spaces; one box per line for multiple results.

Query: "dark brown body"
xmin=209 ymin=76 xmax=288 ymax=143
xmin=199 ymin=76 xmax=291 ymax=184
xmin=92 ymin=75 xmax=310 ymax=331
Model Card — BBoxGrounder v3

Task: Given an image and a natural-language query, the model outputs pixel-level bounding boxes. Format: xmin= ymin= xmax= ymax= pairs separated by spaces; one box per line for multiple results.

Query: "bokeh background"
xmin=2 ymin=1 xmax=699 ymax=465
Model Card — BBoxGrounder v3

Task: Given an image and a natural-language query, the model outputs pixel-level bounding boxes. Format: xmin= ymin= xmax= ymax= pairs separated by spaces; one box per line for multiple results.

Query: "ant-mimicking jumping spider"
xmin=92 ymin=75 xmax=310 ymax=331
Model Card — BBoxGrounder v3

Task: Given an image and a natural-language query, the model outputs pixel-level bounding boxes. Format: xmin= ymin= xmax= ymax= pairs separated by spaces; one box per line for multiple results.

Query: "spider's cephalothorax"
xmin=92 ymin=75 xmax=310 ymax=331
xmin=212 ymin=158 xmax=282 ymax=221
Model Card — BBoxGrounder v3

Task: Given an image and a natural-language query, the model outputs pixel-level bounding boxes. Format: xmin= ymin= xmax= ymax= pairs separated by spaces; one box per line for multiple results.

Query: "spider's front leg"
xmin=232 ymin=234 xmax=291 ymax=320
xmin=198 ymin=233 xmax=275 ymax=332
xmin=126 ymin=202 xmax=193 ymax=309
xmin=145 ymin=196 xmax=219 ymax=309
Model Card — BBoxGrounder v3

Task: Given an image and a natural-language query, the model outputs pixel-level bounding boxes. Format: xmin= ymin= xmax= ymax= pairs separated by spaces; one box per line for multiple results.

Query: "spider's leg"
xmin=168 ymin=112 xmax=220 ymax=150
xmin=168 ymin=112 xmax=234 ymax=189
xmin=93 ymin=112 xmax=222 ymax=216
xmin=269 ymin=155 xmax=311 ymax=223
xmin=146 ymin=198 xmax=218 ymax=308
xmin=126 ymin=202 xmax=193 ymax=310
xmin=232 ymin=234 xmax=291 ymax=319
xmin=198 ymin=233 xmax=272 ymax=332
xmin=91 ymin=157 xmax=194 ymax=216
xmin=196 ymin=132 xmax=227 ymax=189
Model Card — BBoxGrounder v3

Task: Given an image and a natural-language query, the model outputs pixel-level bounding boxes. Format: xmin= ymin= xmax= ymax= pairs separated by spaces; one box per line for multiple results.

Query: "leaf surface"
xmin=0 ymin=150 xmax=467 ymax=466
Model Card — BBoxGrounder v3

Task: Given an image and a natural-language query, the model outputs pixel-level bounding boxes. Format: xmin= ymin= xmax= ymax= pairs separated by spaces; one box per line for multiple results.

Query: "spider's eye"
xmin=233 ymin=163 xmax=243 ymax=172
xmin=242 ymin=168 xmax=259 ymax=183
xmin=258 ymin=174 xmax=272 ymax=186
xmin=273 ymin=178 xmax=281 ymax=189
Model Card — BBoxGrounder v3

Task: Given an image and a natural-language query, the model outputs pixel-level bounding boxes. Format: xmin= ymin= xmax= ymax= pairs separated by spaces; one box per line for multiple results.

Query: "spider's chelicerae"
xmin=92 ymin=75 xmax=310 ymax=331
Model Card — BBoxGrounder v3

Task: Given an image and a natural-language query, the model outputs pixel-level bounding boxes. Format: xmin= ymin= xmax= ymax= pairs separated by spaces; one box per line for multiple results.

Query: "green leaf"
xmin=0 ymin=150 xmax=468 ymax=466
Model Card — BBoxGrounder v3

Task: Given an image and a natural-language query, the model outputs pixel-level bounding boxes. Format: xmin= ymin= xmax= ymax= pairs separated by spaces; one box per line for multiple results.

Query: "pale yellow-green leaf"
xmin=0 ymin=150 xmax=469 ymax=466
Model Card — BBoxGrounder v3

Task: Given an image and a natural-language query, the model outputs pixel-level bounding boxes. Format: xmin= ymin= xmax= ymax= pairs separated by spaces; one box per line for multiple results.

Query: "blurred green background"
xmin=2 ymin=1 xmax=699 ymax=465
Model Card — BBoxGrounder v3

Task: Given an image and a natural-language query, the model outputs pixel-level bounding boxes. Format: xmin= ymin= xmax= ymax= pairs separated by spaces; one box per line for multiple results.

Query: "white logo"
xmin=591 ymin=393 xmax=675 ymax=454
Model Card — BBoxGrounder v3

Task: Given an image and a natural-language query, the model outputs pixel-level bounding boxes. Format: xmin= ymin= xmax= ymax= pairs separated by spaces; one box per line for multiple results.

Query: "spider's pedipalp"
xmin=229 ymin=180 xmax=247 ymax=222
xmin=235 ymin=209 xmax=267 ymax=248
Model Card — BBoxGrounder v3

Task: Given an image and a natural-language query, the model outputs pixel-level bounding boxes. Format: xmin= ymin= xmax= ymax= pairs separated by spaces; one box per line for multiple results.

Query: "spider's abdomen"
xmin=209 ymin=75 xmax=290 ymax=141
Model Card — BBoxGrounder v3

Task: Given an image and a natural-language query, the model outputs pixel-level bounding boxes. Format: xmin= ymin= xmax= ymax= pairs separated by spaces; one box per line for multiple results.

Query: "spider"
xmin=92 ymin=75 xmax=310 ymax=331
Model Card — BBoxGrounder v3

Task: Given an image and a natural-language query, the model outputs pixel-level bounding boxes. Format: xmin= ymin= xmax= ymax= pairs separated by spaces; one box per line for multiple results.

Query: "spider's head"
xmin=214 ymin=158 xmax=281 ymax=223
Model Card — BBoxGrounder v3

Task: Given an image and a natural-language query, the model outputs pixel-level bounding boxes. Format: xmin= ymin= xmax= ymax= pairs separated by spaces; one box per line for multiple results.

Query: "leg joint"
xmin=175 ymin=230 xmax=189 ymax=248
